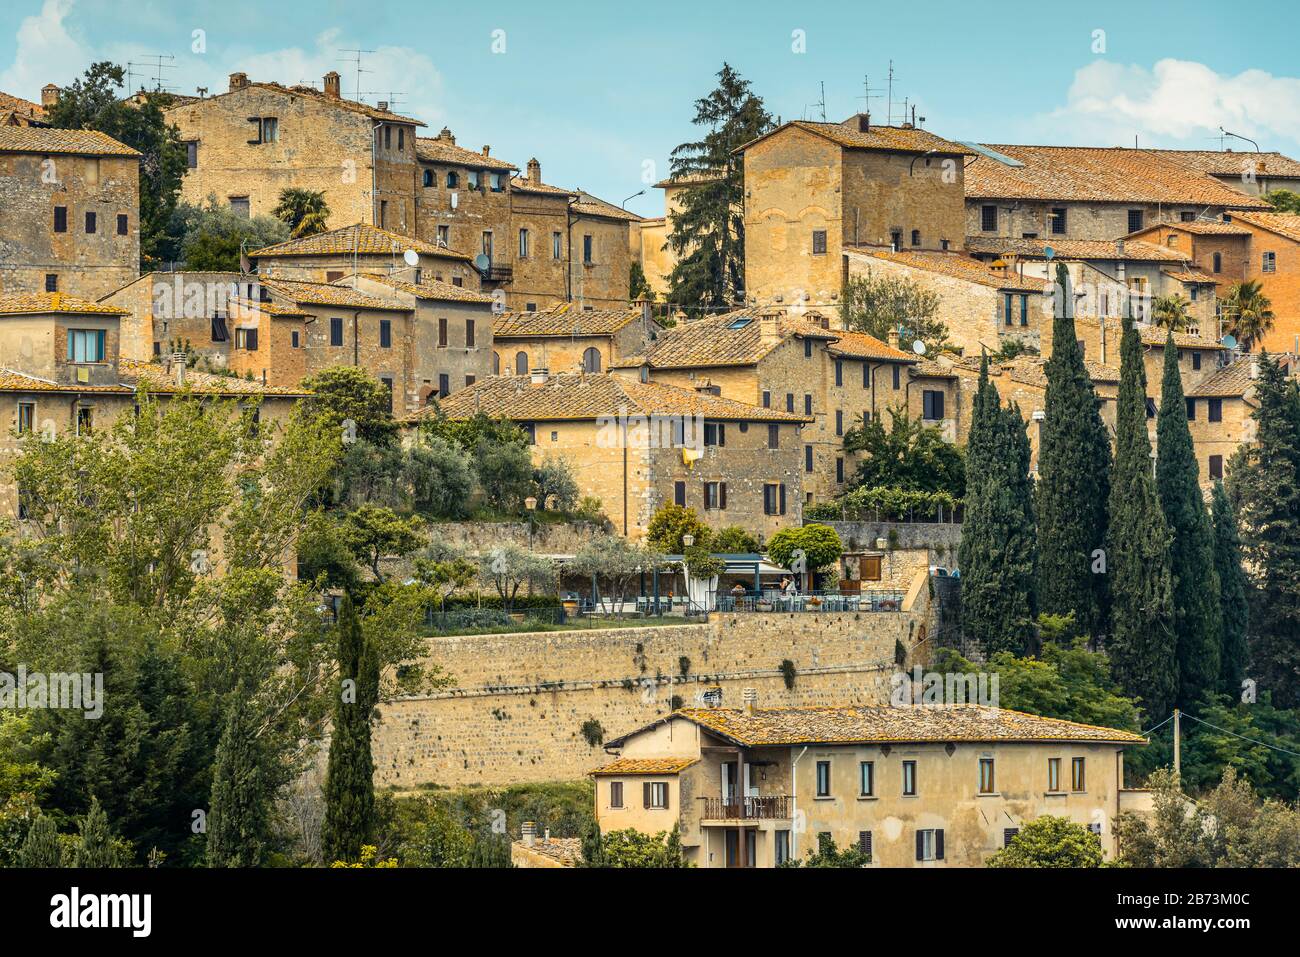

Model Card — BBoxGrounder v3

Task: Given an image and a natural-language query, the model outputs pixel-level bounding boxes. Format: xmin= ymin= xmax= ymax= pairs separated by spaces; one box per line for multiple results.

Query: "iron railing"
xmin=715 ymin=589 xmax=905 ymax=613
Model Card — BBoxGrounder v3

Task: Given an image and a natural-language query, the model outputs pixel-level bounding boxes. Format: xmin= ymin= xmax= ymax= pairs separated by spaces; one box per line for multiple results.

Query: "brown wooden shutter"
xmin=643 ymin=782 xmax=651 ymax=808
xmin=663 ymin=783 xmax=669 ymax=810
xmin=915 ymin=831 xmax=924 ymax=861
xmin=935 ymin=829 xmax=945 ymax=860
xmin=720 ymin=483 xmax=727 ymax=509
xmin=779 ymin=483 xmax=787 ymax=515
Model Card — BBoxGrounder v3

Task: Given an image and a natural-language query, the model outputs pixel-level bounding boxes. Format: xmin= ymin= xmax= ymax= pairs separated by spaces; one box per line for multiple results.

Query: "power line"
xmin=1182 ymin=711 xmax=1300 ymax=759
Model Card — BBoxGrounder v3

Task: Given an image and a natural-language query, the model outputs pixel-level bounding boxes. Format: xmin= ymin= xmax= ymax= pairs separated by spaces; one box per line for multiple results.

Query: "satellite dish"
xmin=1221 ymin=334 xmax=1238 ymax=349
xmin=912 ymin=339 xmax=927 ymax=355
xmin=474 ymin=253 xmax=491 ymax=272
xmin=1043 ymin=246 xmax=1055 ymax=261
xmin=403 ymin=249 xmax=419 ymax=267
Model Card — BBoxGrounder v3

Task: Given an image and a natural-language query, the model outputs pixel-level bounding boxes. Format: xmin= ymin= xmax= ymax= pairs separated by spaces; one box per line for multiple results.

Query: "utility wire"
xmin=1142 ymin=712 xmax=1175 ymax=737
xmin=1182 ymin=711 xmax=1300 ymax=759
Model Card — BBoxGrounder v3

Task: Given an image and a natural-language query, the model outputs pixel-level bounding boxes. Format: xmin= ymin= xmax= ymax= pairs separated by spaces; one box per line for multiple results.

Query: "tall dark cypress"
xmin=1230 ymin=353 xmax=1300 ymax=707
xmin=1106 ymin=313 xmax=1177 ymax=719
xmin=1211 ymin=481 xmax=1250 ymax=698
xmin=959 ymin=355 xmax=1038 ymax=655
xmin=206 ymin=683 xmax=270 ymax=868
xmin=1037 ymin=263 xmax=1111 ymax=636
xmin=1155 ymin=333 xmax=1222 ymax=705
xmin=322 ymin=594 xmax=379 ymax=863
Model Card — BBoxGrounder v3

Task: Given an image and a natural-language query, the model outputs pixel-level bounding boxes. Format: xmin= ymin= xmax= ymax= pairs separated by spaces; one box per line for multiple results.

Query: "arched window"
xmin=910 ymin=229 xmax=921 ymax=246
xmin=446 ymin=171 xmax=459 ymax=188
xmin=1213 ymin=252 xmax=1222 ymax=274
xmin=422 ymin=169 xmax=433 ymax=188
xmin=492 ymin=351 xmax=500 ymax=375
xmin=515 ymin=351 xmax=528 ymax=376
xmin=582 ymin=347 xmax=602 ymax=373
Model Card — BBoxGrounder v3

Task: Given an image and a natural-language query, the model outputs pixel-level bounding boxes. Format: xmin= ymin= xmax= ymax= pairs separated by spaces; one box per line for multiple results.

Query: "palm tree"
xmin=1151 ymin=294 xmax=1192 ymax=332
xmin=1223 ymin=280 xmax=1276 ymax=350
xmin=272 ymin=188 xmax=330 ymax=238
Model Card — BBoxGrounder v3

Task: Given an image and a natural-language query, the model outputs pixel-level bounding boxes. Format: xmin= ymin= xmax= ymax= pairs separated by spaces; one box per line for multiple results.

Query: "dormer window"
xmin=67 ymin=329 xmax=106 ymax=363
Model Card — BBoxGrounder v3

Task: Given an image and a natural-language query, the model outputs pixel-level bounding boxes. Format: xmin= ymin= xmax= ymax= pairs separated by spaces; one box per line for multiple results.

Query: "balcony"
xmin=701 ymin=795 xmax=791 ymax=821
xmin=478 ymin=263 xmax=513 ymax=283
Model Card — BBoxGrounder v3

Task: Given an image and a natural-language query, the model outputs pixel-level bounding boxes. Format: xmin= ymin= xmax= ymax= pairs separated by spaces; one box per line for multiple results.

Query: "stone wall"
xmin=373 ymin=609 xmax=933 ymax=788
xmin=823 ymin=520 xmax=963 ymax=555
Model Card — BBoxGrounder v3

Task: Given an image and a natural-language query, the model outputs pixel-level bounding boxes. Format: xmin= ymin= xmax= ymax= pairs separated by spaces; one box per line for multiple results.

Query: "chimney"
xmin=1250 ymin=357 xmax=1260 ymax=380
xmin=888 ymin=327 xmax=901 ymax=351
xmin=759 ymin=307 xmax=782 ymax=345
xmin=543 ymin=828 xmax=551 ymax=842
xmin=438 ymin=127 xmax=455 ymax=144
xmin=858 ymin=112 xmax=870 ymax=133
xmin=527 ymin=158 xmax=541 ymax=183
xmin=1116 ymin=238 xmax=1126 ymax=258
xmin=228 ymin=72 xmax=248 ymax=92
xmin=377 ymin=101 xmax=388 ymax=112
xmin=521 ymin=821 xmax=536 ymax=847
xmin=742 ymin=687 xmax=758 ymax=714
xmin=482 ymin=145 xmax=491 ymax=157
xmin=323 ymin=71 xmax=340 ymax=99
xmin=170 ymin=352 xmax=187 ymax=387
xmin=530 ymin=367 xmax=548 ymax=385
xmin=40 ymin=83 xmax=59 ymax=108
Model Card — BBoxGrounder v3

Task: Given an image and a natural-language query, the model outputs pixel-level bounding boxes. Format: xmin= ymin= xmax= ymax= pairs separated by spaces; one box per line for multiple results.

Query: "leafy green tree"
xmin=1150 ymin=294 xmax=1192 ymax=331
xmin=959 ymin=355 xmax=1038 ymax=656
xmin=18 ymin=813 xmax=62 ymax=868
xmin=300 ymin=366 xmax=397 ymax=445
xmin=666 ymin=64 xmax=774 ymax=310
xmin=478 ymin=542 xmax=556 ymax=611
xmin=779 ymin=832 xmax=870 ymax=867
xmin=73 ymin=797 xmax=123 ymax=868
xmin=206 ymin=683 xmax=271 ymax=867
xmin=645 ymin=503 xmax=712 ymax=553
xmin=472 ymin=434 xmax=534 ymax=511
xmin=599 ymin=826 xmax=689 ymax=867
xmin=843 ymin=407 xmax=965 ymax=497
xmin=1156 ymin=334 xmax=1221 ymax=705
xmin=570 ymin=536 xmax=660 ymax=614
xmin=405 ymin=435 xmax=474 ymax=518
xmin=1107 ymin=315 xmax=1176 ymax=719
xmin=169 ymin=198 xmax=290 ymax=271
xmin=1037 ymin=263 xmax=1111 ymax=637
xmin=336 ymin=438 xmax=406 ymax=508
xmin=322 ymin=595 xmax=380 ymax=864
xmin=1211 ymin=482 xmax=1250 ymax=697
xmin=48 ymin=62 xmax=187 ymax=268
xmin=581 ymin=817 xmax=606 ymax=866
xmin=839 ymin=272 xmax=950 ymax=354
xmin=986 ymin=816 xmax=1104 ymax=867
xmin=271 ymin=187 xmax=330 ymax=238
xmin=533 ymin=455 xmax=579 ymax=511
xmin=1265 ymin=188 xmax=1300 ymax=213
xmin=711 ymin=526 xmax=760 ymax=553
xmin=765 ymin=525 xmax=843 ymax=576
xmin=1223 ymin=280 xmax=1276 ymax=350
xmin=338 ymin=505 xmax=425 ymax=582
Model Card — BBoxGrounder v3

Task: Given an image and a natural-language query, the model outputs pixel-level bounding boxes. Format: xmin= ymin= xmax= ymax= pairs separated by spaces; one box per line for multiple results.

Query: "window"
xmin=643 ymin=782 xmax=668 ymax=809
xmin=467 ymin=170 xmax=480 ymax=190
xmin=76 ymin=406 xmax=93 ymax=435
xmin=765 ymin=423 xmax=780 ymax=449
xmin=835 ymin=360 xmax=843 ymax=387
xmin=804 ymin=339 xmax=813 ymax=358
xmin=775 ymin=830 xmax=791 ymax=866
xmin=1049 ymin=207 xmax=1067 ymax=235
xmin=17 ymin=402 xmax=34 ymax=435
xmin=330 ymin=316 xmax=344 ymax=347
xmin=836 ymin=457 xmax=844 ymax=483
xmin=1146 ymin=397 xmax=1157 ymax=419
xmin=229 ymin=196 xmax=250 ymax=218
xmin=812 ymin=230 xmax=827 ymax=255
xmin=1127 ymin=209 xmax=1144 ymax=233
xmin=835 ymin=410 xmax=844 ymax=436
xmin=116 ymin=213 xmax=128 ymax=235
xmin=1048 ymin=757 xmax=1061 ymax=792
xmin=582 ymin=347 xmax=601 ymax=373
xmin=291 ymin=330 xmax=300 ymax=349
xmin=379 ymin=200 xmax=388 ymax=228
xmin=1018 ymin=294 xmax=1029 ymax=326
xmin=397 ymin=128 xmax=404 ymax=151
xmin=916 ymin=828 xmax=944 ymax=861
xmin=902 ymin=760 xmax=917 ymax=796
xmin=1003 ymin=828 xmax=1020 ymax=847
xmin=785 ymin=393 xmax=794 ymax=413
xmin=422 ymin=169 xmax=434 ymax=187
xmin=703 ymin=481 xmax=726 ymax=510
xmin=84 ymin=211 xmax=96 ymax=234
xmin=674 ymin=481 xmax=686 ymax=506
xmin=1186 ymin=398 xmax=1196 ymax=421
xmin=186 ymin=141 xmax=198 ymax=168
xmin=609 ymin=781 xmax=623 ymax=808
xmin=552 ymin=231 xmax=563 ymax=259
xmin=859 ymin=761 xmax=874 ymax=797
xmin=67 ymin=329 xmax=105 ymax=363
xmin=1212 ymin=252 xmax=1222 ymax=274
xmin=436 ymin=225 xmax=450 ymax=247
xmin=863 ymin=364 xmax=870 ymax=388
xmin=804 ymin=394 xmax=813 ymax=415
xmin=234 ymin=327 xmax=258 ymax=351
xmin=858 ymin=831 xmax=872 ymax=858
xmin=515 ymin=351 xmax=528 ymax=375
xmin=1210 ymin=455 xmax=1224 ymax=479
xmin=490 ymin=172 xmax=504 ymax=192
xmin=583 ymin=234 xmax=593 ymax=264
xmin=465 ymin=374 xmax=475 ymax=388
xmin=53 ymin=206 xmax=67 ymax=232
xmin=1071 ymin=757 xmax=1086 ymax=792
xmin=815 ymin=760 xmax=831 ymax=797
xmin=700 ymin=422 xmax=724 ymax=447
xmin=911 ymin=229 xmax=921 ymax=246
xmin=923 ymin=390 xmax=946 ymax=420
xmin=762 ymin=390 xmax=771 ymax=409
xmin=1208 ymin=398 xmax=1222 ymax=422
xmin=438 ymin=316 xmax=448 ymax=348
xmin=466 ymin=319 xmax=475 ymax=348
xmin=763 ymin=483 xmax=786 ymax=516
xmin=44 ymin=274 xmax=58 ymax=292
xmin=1180 ymin=210 xmax=1196 ymax=222
xmin=892 ymin=366 xmax=900 ymax=389
xmin=446 ymin=171 xmax=459 ymax=188
xmin=1263 ymin=251 xmax=1276 ymax=273
xmin=981 ymin=205 xmax=997 ymax=232
xmin=890 ymin=230 xmax=902 ymax=250
xmin=979 ymin=758 xmax=995 ymax=794
xmin=805 ymin=445 xmax=814 ymax=472
xmin=1003 ymin=293 xmax=1013 ymax=327
xmin=1193 ymin=351 xmax=1202 ymax=371
xmin=379 ymin=319 xmax=392 ymax=349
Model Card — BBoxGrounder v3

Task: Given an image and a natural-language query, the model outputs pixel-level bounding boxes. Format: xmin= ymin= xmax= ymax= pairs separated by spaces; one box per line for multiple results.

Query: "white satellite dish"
xmin=1221 ymin=334 xmax=1238 ymax=350
xmin=403 ymin=249 xmax=419 ymax=267
xmin=912 ymin=339 xmax=927 ymax=355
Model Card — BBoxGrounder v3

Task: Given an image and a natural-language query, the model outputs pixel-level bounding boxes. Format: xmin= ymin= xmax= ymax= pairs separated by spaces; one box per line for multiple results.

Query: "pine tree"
xmin=958 ymin=355 xmax=1038 ymax=655
xmin=1211 ymin=481 xmax=1250 ymax=698
xmin=74 ymin=797 xmax=122 ymax=868
xmin=1155 ymin=333 xmax=1222 ymax=705
xmin=1229 ymin=353 xmax=1300 ymax=707
xmin=1037 ymin=263 xmax=1111 ymax=636
xmin=321 ymin=594 xmax=379 ymax=864
xmin=1106 ymin=314 xmax=1177 ymax=719
xmin=18 ymin=814 xmax=63 ymax=867
xmin=206 ymin=683 xmax=271 ymax=867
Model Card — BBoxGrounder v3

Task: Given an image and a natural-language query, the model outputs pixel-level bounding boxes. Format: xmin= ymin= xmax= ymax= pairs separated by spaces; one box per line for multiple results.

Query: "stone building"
xmin=492 ymin=303 xmax=654 ymax=376
xmin=1147 ymin=149 xmax=1300 ymax=199
xmin=964 ymin=144 xmax=1271 ymax=243
xmin=636 ymin=171 xmax=725 ymax=299
xmin=0 ymin=127 xmax=140 ymax=300
xmin=569 ymin=190 xmax=641 ymax=310
xmin=165 ymin=71 xmax=424 ymax=232
xmin=506 ymin=160 xmax=575 ymax=311
xmin=0 ymin=87 xmax=51 ymax=127
xmin=594 ymin=702 xmax=1148 ymax=867
xmin=407 ymin=371 xmax=810 ymax=540
xmin=739 ymin=116 xmax=973 ymax=308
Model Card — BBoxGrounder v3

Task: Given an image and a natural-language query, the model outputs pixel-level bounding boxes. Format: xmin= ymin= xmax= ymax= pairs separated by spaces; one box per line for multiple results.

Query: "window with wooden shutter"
xmin=1003 ymin=827 xmax=1019 ymax=847
xmin=859 ymin=831 xmax=872 ymax=857
xmin=674 ymin=481 xmax=686 ymax=506
xmin=610 ymin=781 xmax=623 ymax=808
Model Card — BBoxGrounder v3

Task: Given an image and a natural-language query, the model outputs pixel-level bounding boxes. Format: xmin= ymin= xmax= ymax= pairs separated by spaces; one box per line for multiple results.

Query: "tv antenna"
xmin=857 ymin=75 xmax=883 ymax=114
xmin=886 ymin=60 xmax=896 ymax=125
xmin=814 ymin=81 xmax=827 ymax=122
xmin=338 ymin=48 xmax=375 ymax=102
xmin=128 ymin=54 xmax=176 ymax=94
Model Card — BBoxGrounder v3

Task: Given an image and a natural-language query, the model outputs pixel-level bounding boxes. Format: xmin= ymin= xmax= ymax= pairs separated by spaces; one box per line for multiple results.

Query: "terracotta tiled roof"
xmin=407 ymin=372 xmax=811 ymax=424
xmin=494 ymin=304 xmax=641 ymax=338
xmin=1230 ymin=210 xmax=1300 ymax=244
xmin=1136 ymin=324 xmax=1224 ymax=350
xmin=0 ymin=126 xmax=140 ymax=157
xmin=965 ymin=145 xmax=1272 ymax=207
xmin=1188 ymin=357 xmax=1258 ymax=398
xmin=354 ymin=273 xmax=494 ymax=304
xmin=1162 ymin=267 xmax=1219 ymax=284
xmin=415 ymin=132 xmax=517 ymax=171
xmin=166 ymin=81 xmax=422 ymax=126
xmin=511 ymin=836 xmax=582 ymax=865
xmin=259 ymin=277 xmax=409 ymax=311
xmin=853 ymin=248 xmax=1050 ymax=292
xmin=741 ymin=119 xmax=974 ymax=157
xmin=0 ymin=91 xmax=45 ymax=120
xmin=1001 ymin=356 xmax=1121 ymax=388
xmin=0 ymin=370 xmax=126 ymax=393
xmin=591 ymin=757 xmax=699 ymax=775
xmin=629 ymin=308 xmax=838 ymax=369
xmin=509 ymin=175 xmax=574 ymax=197
xmin=1149 ymin=149 xmax=1300 ymax=180
xmin=118 ymin=359 xmax=310 ymax=396
xmin=608 ymin=705 xmax=1146 ymax=749
xmin=911 ymin=358 xmax=959 ymax=379
xmin=572 ymin=192 xmax=642 ymax=222
xmin=965 ymin=236 xmax=1190 ymax=263
xmin=249 ymin=223 xmax=472 ymax=261
xmin=0 ymin=292 xmax=129 ymax=316
xmin=826 ymin=328 xmax=918 ymax=363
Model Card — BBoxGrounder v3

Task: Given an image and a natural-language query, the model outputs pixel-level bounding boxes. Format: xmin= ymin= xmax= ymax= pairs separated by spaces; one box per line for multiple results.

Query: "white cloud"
xmin=0 ymin=0 xmax=89 ymax=94
xmin=1039 ymin=58 xmax=1300 ymax=148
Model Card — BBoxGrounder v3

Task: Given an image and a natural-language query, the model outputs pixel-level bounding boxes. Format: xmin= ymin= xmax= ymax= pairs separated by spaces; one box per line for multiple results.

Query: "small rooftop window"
xmin=727 ymin=317 xmax=753 ymax=329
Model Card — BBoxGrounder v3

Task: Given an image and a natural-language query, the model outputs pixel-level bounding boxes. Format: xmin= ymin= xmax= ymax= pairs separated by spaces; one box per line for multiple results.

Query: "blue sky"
xmin=3 ymin=0 xmax=1298 ymax=218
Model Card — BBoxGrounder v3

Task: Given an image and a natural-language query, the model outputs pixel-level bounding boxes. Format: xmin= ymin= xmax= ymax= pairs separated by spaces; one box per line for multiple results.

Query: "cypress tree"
xmin=18 ymin=814 xmax=63 ymax=867
xmin=1037 ymin=263 xmax=1111 ymax=636
xmin=73 ymin=797 xmax=122 ymax=868
xmin=1155 ymin=333 xmax=1222 ymax=705
xmin=321 ymin=594 xmax=379 ymax=864
xmin=1230 ymin=353 xmax=1300 ymax=707
xmin=1211 ymin=481 xmax=1250 ymax=698
xmin=959 ymin=355 xmax=1038 ymax=655
xmin=206 ymin=683 xmax=271 ymax=867
xmin=1106 ymin=313 xmax=1177 ymax=719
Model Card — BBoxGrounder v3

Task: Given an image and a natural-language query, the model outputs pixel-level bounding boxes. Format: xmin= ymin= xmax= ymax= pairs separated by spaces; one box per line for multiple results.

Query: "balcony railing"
xmin=701 ymin=795 xmax=791 ymax=820
xmin=715 ymin=589 xmax=904 ymax=613
xmin=478 ymin=264 xmax=513 ymax=283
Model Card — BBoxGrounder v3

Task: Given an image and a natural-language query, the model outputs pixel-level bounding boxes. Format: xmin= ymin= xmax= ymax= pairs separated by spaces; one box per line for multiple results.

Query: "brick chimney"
xmin=482 ymin=145 xmax=491 ymax=157
xmin=228 ymin=72 xmax=249 ymax=92
xmin=40 ymin=83 xmax=59 ymax=108
xmin=323 ymin=71 xmax=340 ymax=99
xmin=527 ymin=158 xmax=541 ymax=183
xmin=438 ymin=127 xmax=455 ymax=144
xmin=887 ymin=327 xmax=901 ymax=351
xmin=843 ymin=112 xmax=870 ymax=133
xmin=759 ymin=307 xmax=783 ymax=345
